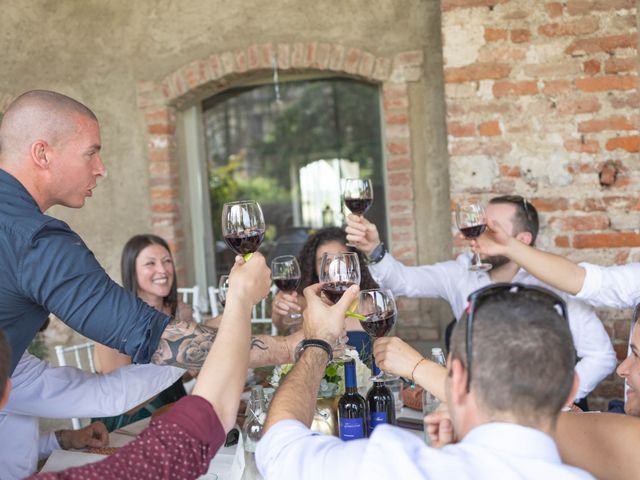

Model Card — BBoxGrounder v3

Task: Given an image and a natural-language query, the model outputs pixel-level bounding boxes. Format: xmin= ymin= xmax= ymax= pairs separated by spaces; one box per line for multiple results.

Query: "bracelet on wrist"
xmin=294 ymin=339 xmax=333 ymax=364
xmin=410 ymin=357 xmax=426 ymax=388
xmin=55 ymin=430 xmax=66 ymax=450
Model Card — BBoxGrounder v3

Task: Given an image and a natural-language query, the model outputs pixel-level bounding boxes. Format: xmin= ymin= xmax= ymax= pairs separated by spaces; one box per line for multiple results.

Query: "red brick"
xmin=610 ymin=92 xmax=640 ymax=110
xmin=578 ymin=116 xmax=636 ymax=133
xmin=385 ymin=113 xmax=408 ymax=125
xmin=550 ymin=214 xmax=610 ymax=231
xmin=493 ymin=80 xmax=538 ymax=97
xmin=386 ymin=157 xmax=412 ymax=170
xmin=151 ymin=202 xmax=179 ymax=214
xmin=148 ymin=124 xmax=176 ymax=134
xmin=603 ymin=196 xmax=640 ymax=210
xmin=605 ymin=58 xmax=637 ymax=74
xmin=574 ymin=232 xmax=640 ymax=248
xmin=383 ymin=97 xmax=409 ymax=110
xmin=447 ymin=121 xmax=476 ymax=137
xmin=387 ymin=142 xmax=410 ymax=155
xmin=388 ymin=172 xmax=412 ymax=187
xmin=441 ymin=0 xmax=509 ymax=11
xmin=499 ymin=165 xmax=521 ymax=177
xmin=566 ymin=34 xmax=637 ymax=55
xmin=606 ymin=136 xmax=640 ymax=153
xmin=343 ymin=47 xmax=362 ymax=74
xmin=583 ymin=60 xmax=601 ymax=75
xmin=542 ymin=80 xmax=571 ymax=95
xmin=478 ymin=46 xmax=527 ymax=62
xmin=544 ymin=2 xmax=564 ymax=17
xmin=556 ymin=97 xmax=601 ymax=115
xmin=576 ymin=76 xmax=637 ymax=92
xmin=484 ymin=28 xmax=508 ymax=42
xmin=449 ymin=139 xmax=512 ymax=156
xmin=390 ymin=216 xmax=415 ymax=227
xmin=567 ymin=162 xmax=597 ymax=174
xmin=395 ymin=50 xmax=423 ymax=67
xmin=555 ymin=236 xmax=570 ymax=248
xmin=573 ymin=198 xmax=607 ymax=211
xmin=478 ymin=120 xmax=501 ymax=136
xmin=538 ymin=17 xmax=599 ymax=37
xmin=510 ymin=29 xmax=531 ymax=43
xmin=531 ymin=197 xmax=569 ymax=212
xmin=564 ymin=138 xmax=600 ymax=153
xmin=567 ymin=0 xmax=635 ymax=14
xmin=444 ymin=63 xmax=511 ymax=83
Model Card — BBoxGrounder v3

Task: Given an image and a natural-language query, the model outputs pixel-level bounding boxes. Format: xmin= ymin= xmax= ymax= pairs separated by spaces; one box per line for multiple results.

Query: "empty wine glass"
xmin=271 ymin=255 xmax=302 ymax=326
xmin=217 ymin=275 xmax=229 ymax=309
xmin=222 ymin=200 xmax=265 ymax=261
xmin=354 ymin=289 xmax=397 ymax=381
xmin=455 ymin=201 xmax=492 ymax=272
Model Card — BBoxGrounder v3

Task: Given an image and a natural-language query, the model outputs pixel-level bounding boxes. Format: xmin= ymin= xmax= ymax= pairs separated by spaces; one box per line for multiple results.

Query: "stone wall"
xmin=441 ymin=0 xmax=639 ymax=409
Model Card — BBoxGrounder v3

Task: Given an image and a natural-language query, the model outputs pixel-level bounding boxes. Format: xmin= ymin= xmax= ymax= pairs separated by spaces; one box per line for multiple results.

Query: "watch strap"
xmin=367 ymin=243 xmax=386 ymax=265
xmin=294 ymin=339 xmax=333 ymax=364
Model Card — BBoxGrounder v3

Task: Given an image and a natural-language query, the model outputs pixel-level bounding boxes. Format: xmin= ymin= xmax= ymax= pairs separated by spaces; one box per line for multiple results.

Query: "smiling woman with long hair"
xmin=93 ymin=234 xmax=190 ymax=431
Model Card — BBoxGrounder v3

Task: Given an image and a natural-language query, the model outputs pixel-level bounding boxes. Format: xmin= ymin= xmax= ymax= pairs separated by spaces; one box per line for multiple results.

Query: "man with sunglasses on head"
xmin=346 ymin=195 xmax=616 ymax=405
xmin=256 ymin=282 xmax=594 ymax=479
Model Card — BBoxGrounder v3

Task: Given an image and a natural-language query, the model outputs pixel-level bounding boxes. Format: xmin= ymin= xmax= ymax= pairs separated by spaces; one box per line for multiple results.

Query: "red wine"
xmin=274 ymin=278 xmax=300 ymax=293
xmin=223 ymin=230 xmax=265 ymax=255
xmin=367 ymin=360 xmax=395 ymax=433
xmin=459 ymin=224 xmax=486 ymax=239
xmin=345 ymin=197 xmax=372 ymax=215
xmin=361 ymin=311 xmax=396 ymax=338
xmin=321 ymin=281 xmax=354 ymax=304
xmin=338 ymin=360 xmax=368 ymax=440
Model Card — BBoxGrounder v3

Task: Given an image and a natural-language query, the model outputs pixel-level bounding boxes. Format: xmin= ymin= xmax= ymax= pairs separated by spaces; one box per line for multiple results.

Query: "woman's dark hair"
xmin=297 ymin=227 xmax=378 ymax=294
xmin=121 ymin=234 xmax=178 ymax=316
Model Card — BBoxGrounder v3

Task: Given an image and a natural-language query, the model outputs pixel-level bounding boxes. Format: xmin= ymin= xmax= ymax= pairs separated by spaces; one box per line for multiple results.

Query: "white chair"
xmin=177 ymin=286 xmax=203 ymax=323
xmin=54 ymin=342 xmax=96 ymax=429
xmin=209 ymin=284 xmax=278 ymax=336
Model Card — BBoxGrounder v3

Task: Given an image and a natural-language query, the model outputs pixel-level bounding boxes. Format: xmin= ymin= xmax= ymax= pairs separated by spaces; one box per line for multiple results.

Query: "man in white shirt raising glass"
xmin=256 ymin=282 xmax=594 ymax=479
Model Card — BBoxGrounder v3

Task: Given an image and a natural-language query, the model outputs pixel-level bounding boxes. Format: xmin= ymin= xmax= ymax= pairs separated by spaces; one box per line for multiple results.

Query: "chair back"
xmin=177 ymin=286 xmax=203 ymax=323
xmin=209 ymin=284 xmax=278 ymax=335
xmin=54 ymin=342 xmax=96 ymax=429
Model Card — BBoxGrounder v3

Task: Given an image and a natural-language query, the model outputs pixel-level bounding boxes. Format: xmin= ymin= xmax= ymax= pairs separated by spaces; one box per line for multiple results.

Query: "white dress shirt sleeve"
xmin=577 ymin=262 xmax=640 ymax=309
xmin=5 ymin=353 xmax=185 ymax=418
xmin=256 ymin=420 xmax=365 ymax=480
xmin=564 ymin=297 xmax=617 ymax=400
xmin=38 ymin=431 xmax=60 ymax=460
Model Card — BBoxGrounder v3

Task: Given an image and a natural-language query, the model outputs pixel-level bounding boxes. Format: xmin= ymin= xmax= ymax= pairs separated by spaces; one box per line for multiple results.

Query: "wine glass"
xmin=343 ymin=178 xmax=374 ymax=216
xmin=455 ymin=201 xmax=492 ymax=272
xmin=217 ymin=275 xmax=229 ymax=310
xmin=222 ymin=200 xmax=265 ymax=261
xmin=319 ymin=252 xmax=361 ymax=304
xmin=354 ymin=289 xmax=397 ymax=381
xmin=271 ymin=255 xmax=302 ymax=326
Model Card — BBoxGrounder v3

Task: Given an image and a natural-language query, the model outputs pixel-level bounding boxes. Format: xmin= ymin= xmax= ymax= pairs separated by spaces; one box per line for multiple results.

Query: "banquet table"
xmin=40 ymin=407 xmax=425 ymax=479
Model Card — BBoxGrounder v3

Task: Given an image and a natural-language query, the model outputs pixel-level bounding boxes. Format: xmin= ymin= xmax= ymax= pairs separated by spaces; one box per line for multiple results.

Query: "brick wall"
xmin=441 ymin=0 xmax=638 ymax=409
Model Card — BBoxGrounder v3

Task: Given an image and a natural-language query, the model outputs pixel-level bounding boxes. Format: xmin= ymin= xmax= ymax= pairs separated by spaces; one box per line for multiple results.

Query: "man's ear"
xmin=30 ymin=140 xmax=51 ymax=170
xmin=515 ymin=231 xmax=533 ymax=246
xmin=0 ymin=379 xmax=12 ymax=411
xmin=449 ymin=358 xmax=470 ymax=406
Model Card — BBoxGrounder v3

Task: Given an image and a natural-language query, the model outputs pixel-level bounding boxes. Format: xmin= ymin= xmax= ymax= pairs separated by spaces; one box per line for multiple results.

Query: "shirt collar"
xmin=462 ymin=422 xmax=562 ymax=463
xmin=0 ymin=168 xmax=42 ymax=212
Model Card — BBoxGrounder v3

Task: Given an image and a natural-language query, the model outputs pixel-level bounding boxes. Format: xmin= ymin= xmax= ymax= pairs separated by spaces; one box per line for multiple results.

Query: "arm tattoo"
xmin=250 ymin=336 xmax=268 ymax=351
xmin=152 ymin=316 xmax=218 ymax=370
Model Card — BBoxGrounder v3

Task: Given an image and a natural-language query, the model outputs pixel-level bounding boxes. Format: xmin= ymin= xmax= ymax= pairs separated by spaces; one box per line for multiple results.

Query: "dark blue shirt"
xmin=0 ymin=169 xmax=171 ymax=374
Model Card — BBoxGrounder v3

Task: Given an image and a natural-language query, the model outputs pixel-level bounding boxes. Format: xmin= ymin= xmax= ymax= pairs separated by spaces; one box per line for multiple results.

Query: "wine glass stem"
xmin=473 ymin=250 xmax=482 ymax=267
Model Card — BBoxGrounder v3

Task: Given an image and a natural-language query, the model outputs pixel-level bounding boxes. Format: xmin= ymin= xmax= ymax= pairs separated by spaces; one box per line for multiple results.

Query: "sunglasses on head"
xmin=465 ymin=282 xmax=568 ymax=392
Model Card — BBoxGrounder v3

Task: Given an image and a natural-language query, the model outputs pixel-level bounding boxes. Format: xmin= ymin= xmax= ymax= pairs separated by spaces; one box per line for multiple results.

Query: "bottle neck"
xmin=344 ymin=360 xmax=358 ymax=390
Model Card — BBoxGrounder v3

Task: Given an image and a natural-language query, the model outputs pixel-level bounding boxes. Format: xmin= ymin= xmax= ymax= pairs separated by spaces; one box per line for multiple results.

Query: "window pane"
xmin=203 ymin=77 xmax=387 ymax=276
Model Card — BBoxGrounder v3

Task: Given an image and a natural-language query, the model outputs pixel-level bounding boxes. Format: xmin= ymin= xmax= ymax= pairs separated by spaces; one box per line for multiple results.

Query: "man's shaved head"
xmin=0 ymin=90 xmax=97 ymax=162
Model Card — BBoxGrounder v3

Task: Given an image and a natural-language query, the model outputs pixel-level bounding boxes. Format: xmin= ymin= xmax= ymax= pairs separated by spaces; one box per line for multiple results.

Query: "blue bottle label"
xmin=369 ymin=411 xmax=388 ymax=433
xmin=339 ymin=418 xmax=365 ymax=440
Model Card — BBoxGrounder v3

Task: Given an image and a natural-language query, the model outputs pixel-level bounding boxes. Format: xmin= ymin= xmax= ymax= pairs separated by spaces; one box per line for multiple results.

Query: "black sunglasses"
xmin=495 ymin=195 xmax=534 ymax=223
xmin=465 ymin=282 xmax=568 ymax=392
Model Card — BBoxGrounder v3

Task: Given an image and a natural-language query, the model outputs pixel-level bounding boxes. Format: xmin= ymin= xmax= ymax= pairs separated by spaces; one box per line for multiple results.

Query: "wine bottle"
xmin=338 ymin=359 xmax=368 ymax=440
xmin=366 ymin=358 xmax=395 ymax=434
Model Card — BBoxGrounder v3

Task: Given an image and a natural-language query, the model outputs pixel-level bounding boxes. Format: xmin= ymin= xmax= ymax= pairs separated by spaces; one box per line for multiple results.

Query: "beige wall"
xmin=0 ymin=0 xmax=447 ymax=287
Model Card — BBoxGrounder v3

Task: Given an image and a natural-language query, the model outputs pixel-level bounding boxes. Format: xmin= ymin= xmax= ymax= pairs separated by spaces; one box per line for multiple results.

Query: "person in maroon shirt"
xmin=0 ymin=252 xmax=272 ymax=479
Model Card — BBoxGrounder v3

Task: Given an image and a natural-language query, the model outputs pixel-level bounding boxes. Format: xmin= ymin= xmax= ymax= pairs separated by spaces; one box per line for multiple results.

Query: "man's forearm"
xmin=264 ymin=348 xmax=327 ymax=431
xmin=249 ymin=331 xmax=301 ymax=368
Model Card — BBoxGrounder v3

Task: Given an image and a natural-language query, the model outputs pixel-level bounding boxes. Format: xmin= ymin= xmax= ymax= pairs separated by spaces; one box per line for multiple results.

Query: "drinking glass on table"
xmin=354 ymin=288 xmax=398 ymax=381
xmin=271 ymin=255 xmax=302 ymax=326
xmin=221 ymin=200 xmax=265 ymax=261
xmin=455 ymin=200 xmax=492 ymax=272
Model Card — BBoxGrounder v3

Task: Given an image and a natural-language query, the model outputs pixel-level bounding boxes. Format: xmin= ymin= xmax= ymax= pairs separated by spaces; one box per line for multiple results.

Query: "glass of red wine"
xmin=343 ymin=178 xmax=374 ymax=216
xmin=271 ymin=255 xmax=302 ymax=326
xmin=355 ymin=288 xmax=397 ymax=381
xmin=222 ymin=200 xmax=265 ymax=261
xmin=217 ymin=275 xmax=229 ymax=310
xmin=455 ymin=201 xmax=492 ymax=272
